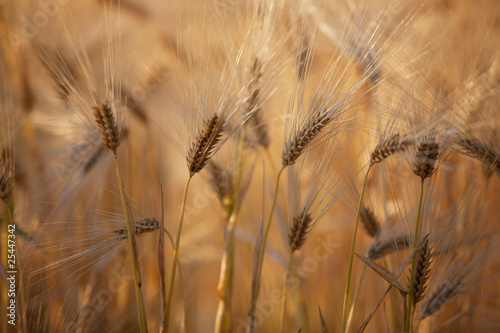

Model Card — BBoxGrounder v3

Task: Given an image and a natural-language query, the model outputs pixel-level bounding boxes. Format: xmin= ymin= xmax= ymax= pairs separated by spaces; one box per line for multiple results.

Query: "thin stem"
xmin=215 ymin=135 xmax=245 ymax=333
xmin=264 ymin=147 xmax=278 ymax=176
xmin=165 ymin=175 xmax=193 ymax=332
xmin=405 ymin=178 xmax=425 ymax=333
xmin=159 ymin=185 xmax=167 ymax=333
xmin=114 ymin=154 xmax=148 ymax=333
xmin=279 ymin=253 xmax=294 ymax=333
xmin=347 ymin=264 xmax=366 ymax=331
xmin=342 ymin=163 xmax=373 ymax=333
xmin=248 ymin=166 xmax=285 ymax=332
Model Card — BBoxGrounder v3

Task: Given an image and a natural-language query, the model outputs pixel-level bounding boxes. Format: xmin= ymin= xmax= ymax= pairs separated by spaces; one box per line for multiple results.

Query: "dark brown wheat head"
xmin=114 ymin=217 xmax=160 ymax=240
xmin=207 ymin=160 xmax=233 ymax=203
xmin=93 ymin=101 xmax=121 ymax=153
xmin=370 ymin=133 xmax=412 ymax=165
xmin=0 ymin=158 xmax=12 ymax=204
xmin=289 ymin=209 xmax=313 ymax=252
xmin=410 ymin=236 xmax=432 ymax=303
xmin=360 ymin=205 xmax=381 ymax=238
xmin=187 ymin=113 xmax=225 ymax=176
xmin=413 ymin=137 xmax=440 ymax=180
xmin=282 ymin=112 xmax=332 ymax=167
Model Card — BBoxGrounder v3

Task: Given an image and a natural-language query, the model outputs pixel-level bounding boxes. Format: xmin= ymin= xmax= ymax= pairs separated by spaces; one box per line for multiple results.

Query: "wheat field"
xmin=0 ymin=0 xmax=499 ymax=332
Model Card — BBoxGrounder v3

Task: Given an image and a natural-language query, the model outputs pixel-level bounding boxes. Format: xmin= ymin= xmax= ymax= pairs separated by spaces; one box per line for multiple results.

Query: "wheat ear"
xmin=421 ymin=278 xmax=462 ymax=319
xmin=457 ymin=136 xmax=500 ymax=177
xmin=410 ymin=236 xmax=431 ymax=303
xmin=366 ymin=234 xmax=412 ymax=260
xmin=370 ymin=133 xmax=412 ymax=165
xmin=282 ymin=112 xmax=332 ymax=166
xmin=0 ymin=161 xmax=12 ymax=205
xmin=114 ymin=218 xmax=160 ymax=240
xmin=187 ymin=114 xmax=224 ymax=176
xmin=93 ymin=102 xmax=121 ymax=153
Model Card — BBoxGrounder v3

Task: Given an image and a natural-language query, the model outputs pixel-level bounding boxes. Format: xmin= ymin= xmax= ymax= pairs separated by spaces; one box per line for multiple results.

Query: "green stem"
xmin=405 ymin=178 xmax=425 ymax=333
xmin=342 ymin=163 xmax=373 ymax=333
xmin=114 ymin=154 xmax=148 ymax=333
xmin=279 ymin=253 xmax=294 ymax=333
xmin=165 ymin=175 xmax=192 ymax=332
xmin=215 ymin=136 xmax=245 ymax=333
xmin=248 ymin=166 xmax=285 ymax=332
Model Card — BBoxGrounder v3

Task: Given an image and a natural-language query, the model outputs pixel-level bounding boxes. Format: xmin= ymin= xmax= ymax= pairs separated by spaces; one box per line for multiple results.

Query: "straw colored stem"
xmin=279 ymin=253 xmax=294 ymax=333
xmin=114 ymin=154 xmax=148 ymax=333
xmin=215 ymin=136 xmax=245 ymax=333
xmin=165 ymin=175 xmax=193 ymax=332
xmin=347 ymin=264 xmax=366 ymax=331
xmin=342 ymin=163 xmax=373 ymax=333
xmin=264 ymin=147 xmax=278 ymax=176
xmin=248 ymin=166 xmax=285 ymax=332
xmin=159 ymin=185 xmax=167 ymax=333
xmin=406 ymin=178 xmax=425 ymax=333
